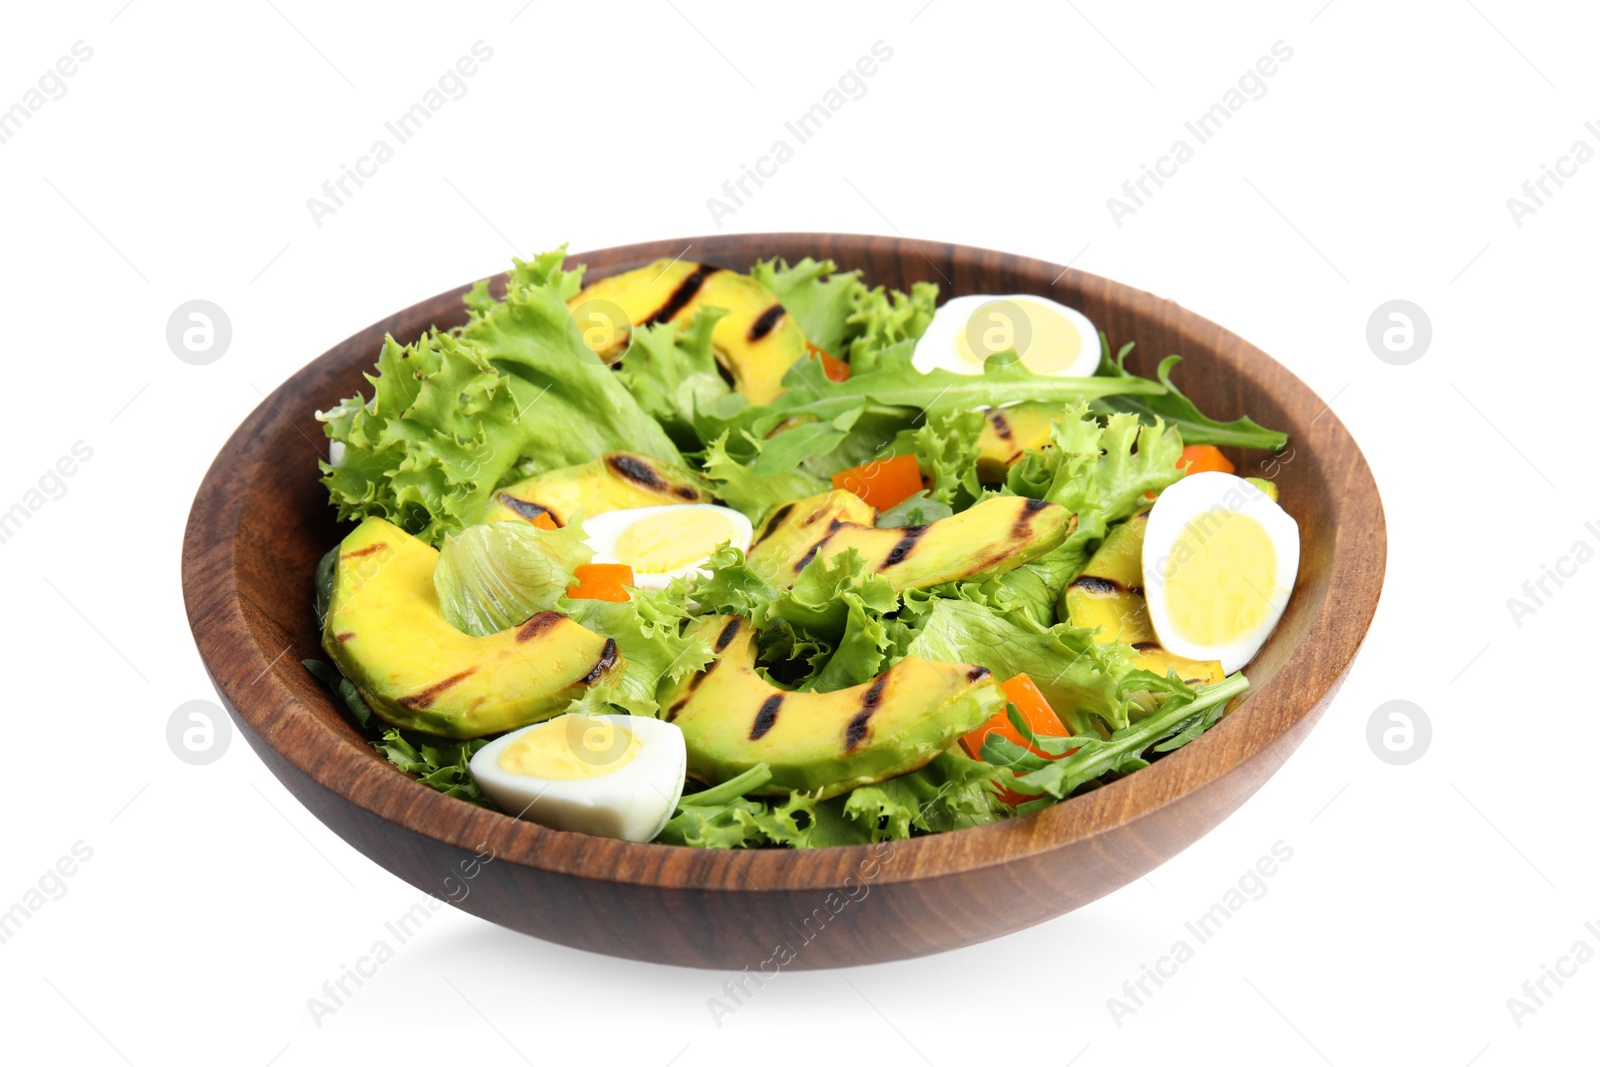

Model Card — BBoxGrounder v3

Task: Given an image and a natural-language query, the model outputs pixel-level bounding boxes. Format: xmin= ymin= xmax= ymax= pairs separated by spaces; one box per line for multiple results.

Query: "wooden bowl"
xmin=182 ymin=234 xmax=1384 ymax=969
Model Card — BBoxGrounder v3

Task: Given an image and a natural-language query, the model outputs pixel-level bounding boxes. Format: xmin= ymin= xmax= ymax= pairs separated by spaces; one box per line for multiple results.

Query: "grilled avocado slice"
xmin=570 ymin=260 xmax=807 ymax=403
xmin=479 ymin=452 xmax=709 ymax=528
xmin=322 ymin=518 xmax=623 ymax=738
xmin=747 ymin=491 xmax=1075 ymax=592
xmin=662 ymin=616 xmax=1003 ymax=799
xmin=1061 ymin=510 xmax=1223 ymax=687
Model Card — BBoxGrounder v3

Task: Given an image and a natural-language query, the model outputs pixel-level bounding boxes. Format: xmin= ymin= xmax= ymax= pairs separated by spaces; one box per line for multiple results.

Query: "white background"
xmin=2 ymin=1 xmax=1593 ymax=1063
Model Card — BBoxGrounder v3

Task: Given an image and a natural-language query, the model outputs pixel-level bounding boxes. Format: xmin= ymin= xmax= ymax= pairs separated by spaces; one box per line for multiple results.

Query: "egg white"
xmin=912 ymin=293 xmax=1103 ymax=378
xmin=581 ymin=504 xmax=753 ymax=589
xmin=1141 ymin=472 xmax=1300 ymax=674
xmin=469 ymin=714 xmax=687 ymax=842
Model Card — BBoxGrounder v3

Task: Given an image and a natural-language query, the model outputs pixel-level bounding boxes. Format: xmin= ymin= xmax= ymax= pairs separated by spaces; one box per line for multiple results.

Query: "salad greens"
xmin=309 ymin=245 xmax=1289 ymax=850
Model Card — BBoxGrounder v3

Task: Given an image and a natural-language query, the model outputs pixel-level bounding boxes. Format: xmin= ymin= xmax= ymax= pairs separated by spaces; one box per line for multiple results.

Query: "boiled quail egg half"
xmin=469 ymin=713 xmax=686 ymax=842
xmin=912 ymin=293 xmax=1103 ymax=378
xmin=1141 ymin=472 xmax=1300 ymax=675
xmin=581 ymin=504 xmax=753 ymax=589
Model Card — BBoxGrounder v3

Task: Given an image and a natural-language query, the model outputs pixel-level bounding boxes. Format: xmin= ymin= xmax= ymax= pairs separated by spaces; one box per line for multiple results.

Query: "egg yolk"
xmin=1161 ymin=510 xmax=1277 ymax=645
xmin=953 ymin=299 xmax=1083 ymax=375
xmin=498 ymin=715 xmax=642 ymax=780
xmin=612 ymin=509 xmax=735 ymax=575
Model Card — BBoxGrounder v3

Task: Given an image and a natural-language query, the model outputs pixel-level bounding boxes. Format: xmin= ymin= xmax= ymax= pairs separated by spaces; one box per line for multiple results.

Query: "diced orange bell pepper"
xmin=831 ymin=452 xmax=923 ymax=511
xmin=807 ymin=342 xmax=851 ymax=382
xmin=1147 ymin=444 xmax=1239 ymax=498
xmin=1177 ymin=444 xmax=1235 ymax=476
xmin=961 ymin=674 xmax=1072 ymax=762
xmin=529 ymin=511 xmax=558 ymax=531
xmin=961 ymin=675 xmax=1075 ymax=808
xmin=567 ymin=563 xmax=634 ymax=602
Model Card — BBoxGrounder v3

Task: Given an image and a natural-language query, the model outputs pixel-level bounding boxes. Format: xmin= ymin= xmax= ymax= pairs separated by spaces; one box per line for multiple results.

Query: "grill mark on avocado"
xmin=497 ymin=494 xmax=560 ymax=526
xmin=793 ymin=532 xmax=838 ymax=572
xmin=986 ymin=408 xmax=1013 ymax=440
xmin=879 ymin=525 xmax=930 ymax=570
xmin=844 ymin=675 xmax=890 ymax=751
xmin=579 ymin=639 xmax=619 ymax=685
xmin=340 ymin=542 xmax=388 ymax=560
xmin=1069 ymin=575 xmax=1122 ymax=595
xmin=647 ymin=263 xmax=719 ymax=324
xmin=606 ymin=453 xmax=666 ymax=490
xmin=666 ymin=697 xmax=688 ymax=722
xmin=715 ymin=617 xmax=743 ymax=652
xmin=747 ymin=303 xmax=786 ymax=342
xmin=516 ymin=611 xmax=565 ymax=642
xmin=1009 ymin=497 xmax=1050 ymax=541
xmin=752 ymin=503 xmax=794 ymax=547
xmin=966 ymin=666 xmax=991 ymax=683
xmin=749 ymin=694 xmax=784 ymax=740
xmin=1131 ymin=641 xmax=1160 ymax=652
xmin=397 ymin=668 xmax=477 ymax=710
xmin=335 ymin=631 xmax=356 ymax=642
xmin=673 ymin=485 xmax=699 ymax=500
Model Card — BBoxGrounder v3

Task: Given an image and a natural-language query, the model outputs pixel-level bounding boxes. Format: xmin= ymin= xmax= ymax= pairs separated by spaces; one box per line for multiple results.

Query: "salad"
xmin=303 ymin=246 xmax=1297 ymax=850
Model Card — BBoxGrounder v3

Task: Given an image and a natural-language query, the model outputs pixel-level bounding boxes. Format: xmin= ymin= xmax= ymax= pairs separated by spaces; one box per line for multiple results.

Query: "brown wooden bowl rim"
xmin=182 ymin=233 xmax=1385 ymax=894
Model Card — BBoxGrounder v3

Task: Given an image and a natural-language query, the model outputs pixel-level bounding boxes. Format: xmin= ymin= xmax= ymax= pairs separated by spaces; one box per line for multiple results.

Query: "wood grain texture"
xmin=181 ymin=234 xmax=1386 ymax=969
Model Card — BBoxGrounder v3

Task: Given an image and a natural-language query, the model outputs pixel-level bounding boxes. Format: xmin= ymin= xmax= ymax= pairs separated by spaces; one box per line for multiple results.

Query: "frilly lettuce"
xmin=990 ymin=404 xmax=1185 ymax=624
xmin=319 ymin=247 xmax=682 ymax=544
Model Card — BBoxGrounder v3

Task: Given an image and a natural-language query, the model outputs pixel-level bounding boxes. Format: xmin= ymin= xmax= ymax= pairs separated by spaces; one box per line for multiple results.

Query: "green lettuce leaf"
xmin=903 ymin=596 xmax=1135 ymax=733
xmin=433 ymin=521 xmax=593 ymax=637
xmin=687 ymin=545 xmax=900 ymax=692
xmin=372 ymin=729 xmax=492 ymax=806
xmin=1091 ymin=344 xmax=1288 ymax=451
xmin=749 ymin=258 xmax=864 ymax=357
xmin=992 ymin=404 xmax=1185 ymax=622
xmin=617 ymin=307 xmax=732 ymax=452
xmin=319 ymin=247 xmax=683 ymax=544
xmin=700 ymin=431 xmax=829 ymax=524
xmin=558 ymin=586 xmax=714 ymax=717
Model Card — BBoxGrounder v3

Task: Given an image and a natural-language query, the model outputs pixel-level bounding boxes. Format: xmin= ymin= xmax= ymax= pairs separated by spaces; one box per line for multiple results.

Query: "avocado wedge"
xmin=748 ymin=491 xmax=1075 ymax=592
xmin=478 ymin=452 xmax=709 ymax=527
xmin=570 ymin=260 xmax=808 ymax=403
xmin=1061 ymin=510 xmax=1224 ymax=687
xmin=322 ymin=517 xmax=623 ymax=738
xmin=662 ymin=616 xmax=1002 ymax=798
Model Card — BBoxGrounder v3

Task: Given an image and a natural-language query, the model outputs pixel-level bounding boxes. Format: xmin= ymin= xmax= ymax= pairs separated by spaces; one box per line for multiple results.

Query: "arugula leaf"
xmin=433 ymin=521 xmax=593 ymax=637
xmin=988 ymin=672 xmax=1249 ymax=800
xmin=319 ymin=247 xmax=683 ymax=544
xmin=1092 ymin=343 xmax=1288 ymax=451
xmin=903 ymin=596 xmax=1135 ymax=733
xmin=312 ymin=545 xmax=339 ymax=631
xmin=702 ymin=344 xmax=1168 ymax=470
xmin=303 ymin=658 xmax=374 ymax=729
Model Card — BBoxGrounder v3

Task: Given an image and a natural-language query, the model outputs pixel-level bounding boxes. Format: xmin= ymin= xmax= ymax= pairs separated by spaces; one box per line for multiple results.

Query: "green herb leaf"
xmin=1092 ymin=346 xmax=1288 ymax=451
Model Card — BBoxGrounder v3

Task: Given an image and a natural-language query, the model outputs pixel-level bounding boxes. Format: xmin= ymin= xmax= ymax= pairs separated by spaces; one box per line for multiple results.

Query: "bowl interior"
xmin=190 ymin=233 xmax=1381 ymax=892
